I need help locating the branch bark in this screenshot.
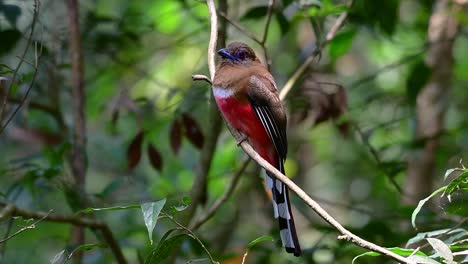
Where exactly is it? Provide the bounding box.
[0,0,39,134]
[66,0,87,260]
[0,203,127,264]
[186,0,227,223]
[404,0,460,205]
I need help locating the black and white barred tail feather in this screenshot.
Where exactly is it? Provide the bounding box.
[265,161,302,256]
[248,75,301,256]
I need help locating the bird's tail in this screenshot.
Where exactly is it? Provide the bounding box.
[265,162,302,256]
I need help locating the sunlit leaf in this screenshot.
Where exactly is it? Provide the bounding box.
[127,131,144,169]
[328,28,356,59]
[426,238,453,263]
[50,249,67,264]
[443,171,468,197]
[172,196,192,213]
[147,144,163,172]
[352,247,426,263]
[407,228,452,246]
[406,255,441,264]
[247,236,274,249]
[69,244,107,258]
[412,186,447,229]
[141,199,167,245]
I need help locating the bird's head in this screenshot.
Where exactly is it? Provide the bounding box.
[217,42,258,66]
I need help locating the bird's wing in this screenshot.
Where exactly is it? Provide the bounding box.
[248,74,301,256]
[247,74,287,161]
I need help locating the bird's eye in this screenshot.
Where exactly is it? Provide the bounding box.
[236,50,247,60]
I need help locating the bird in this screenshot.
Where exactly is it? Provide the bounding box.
[212,42,302,256]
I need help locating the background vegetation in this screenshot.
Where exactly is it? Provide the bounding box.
[0,0,467,263]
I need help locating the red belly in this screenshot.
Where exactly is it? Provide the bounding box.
[215,96,278,167]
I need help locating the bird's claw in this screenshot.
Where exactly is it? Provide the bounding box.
[236,135,248,146]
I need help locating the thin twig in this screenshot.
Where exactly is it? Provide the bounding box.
[0,54,40,134]
[353,124,404,194]
[162,212,219,264]
[189,159,251,230]
[0,0,39,125]
[217,11,262,45]
[0,210,51,244]
[207,0,218,79]
[262,0,275,45]
[279,0,353,100]
[261,0,275,69]
[192,74,212,85]
[0,203,127,264]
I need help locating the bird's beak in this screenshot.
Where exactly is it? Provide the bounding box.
[217,48,238,61]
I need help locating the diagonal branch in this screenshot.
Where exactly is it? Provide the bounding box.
[235,140,414,264]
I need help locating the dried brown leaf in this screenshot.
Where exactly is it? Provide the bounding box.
[147,143,163,172]
[182,113,204,149]
[127,131,144,169]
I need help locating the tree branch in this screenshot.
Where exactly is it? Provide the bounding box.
[185,0,227,230]
[0,0,40,135]
[189,159,251,230]
[0,203,127,264]
[66,0,87,260]
[0,0,39,127]
[236,140,414,264]
[279,0,352,100]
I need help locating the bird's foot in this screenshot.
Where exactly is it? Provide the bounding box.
[236,135,248,146]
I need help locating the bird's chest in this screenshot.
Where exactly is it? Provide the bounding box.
[213,87,267,142]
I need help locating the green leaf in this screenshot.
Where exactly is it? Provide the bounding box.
[307,0,347,17]
[407,229,452,246]
[411,186,447,229]
[276,13,290,35]
[76,205,140,214]
[172,196,192,213]
[69,244,107,258]
[348,0,399,35]
[50,250,67,264]
[247,235,274,250]
[141,198,167,245]
[328,28,356,59]
[444,168,458,180]
[426,238,453,263]
[241,6,268,20]
[0,3,22,26]
[444,171,468,197]
[352,247,426,263]
[0,29,21,56]
[145,234,192,264]
[406,60,430,106]
[406,255,441,264]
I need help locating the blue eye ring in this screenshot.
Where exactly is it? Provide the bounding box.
[236,50,247,60]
